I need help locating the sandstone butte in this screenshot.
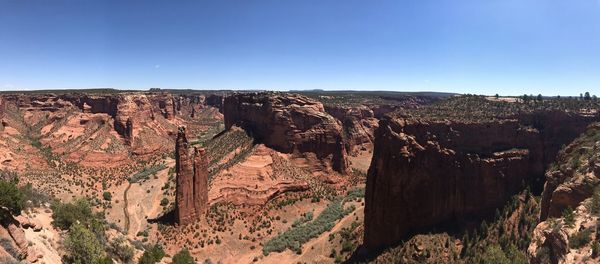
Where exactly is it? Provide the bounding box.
[174,126,209,225]
[223,92,349,174]
[363,109,600,253]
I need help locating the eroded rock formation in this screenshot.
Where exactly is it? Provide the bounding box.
[0,208,29,262]
[527,124,600,263]
[175,126,209,225]
[324,105,379,155]
[364,110,600,252]
[223,92,348,174]
[539,123,600,220]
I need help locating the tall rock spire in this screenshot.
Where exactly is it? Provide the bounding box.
[175,126,208,225]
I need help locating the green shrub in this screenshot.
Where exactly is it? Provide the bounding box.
[64,223,107,264]
[138,244,165,264]
[569,228,593,249]
[592,241,600,258]
[481,245,511,264]
[563,207,575,227]
[172,248,195,264]
[103,192,112,201]
[589,186,600,215]
[160,198,169,206]
[0,180,25,221]
[51,198,105,236]
[108,236,133,263]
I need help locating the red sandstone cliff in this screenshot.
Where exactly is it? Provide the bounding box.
[527,123,600,263]
[223,92,348,174]
[175,126,209,225]
[324,105,379,155]
[363,110,600,252]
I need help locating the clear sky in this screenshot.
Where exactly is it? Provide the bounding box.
[1,0,599,95]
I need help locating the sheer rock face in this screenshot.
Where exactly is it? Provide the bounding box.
[223,92,348,174]
[205,94,224,113]
[175,127,208,225]
[363,111,600,252]
[325,105,379,155]
[527,124,600,263]
[58,93,176,141]
[540,123,600,220]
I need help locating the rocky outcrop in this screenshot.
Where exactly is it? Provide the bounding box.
[363,110,600,252]
[223,92,348,174]
[324,105,379,155]
[0,208,28,262]
[526,123,600,263]
[540,123,600,220]
[175,127,209,225]
[205,94,224,113]
[148,93,175,120]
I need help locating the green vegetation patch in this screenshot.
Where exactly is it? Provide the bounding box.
[129,163,168,183]
[262,188,364,255]
[403,94,600,123]
[203,128,254,178]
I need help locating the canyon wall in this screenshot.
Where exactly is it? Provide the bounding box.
[223,92,348,174]
[363,110,600,252]
[59,93,177,142]
[324,105,379,155]
[527,123,600,263]
[175,126,209,225]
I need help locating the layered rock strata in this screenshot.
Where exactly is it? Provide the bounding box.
[223,92,348,174]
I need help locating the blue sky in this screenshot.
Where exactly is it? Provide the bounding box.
[1,0,599,95]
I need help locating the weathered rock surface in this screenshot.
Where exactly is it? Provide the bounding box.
[527,123,600,263]
[175,126,209,225]
[0,208,28,262]
[223,92,348,174]
[324,105,379,155]
[540,123,600,220]
[208,144,310,205]
[364,111,600,252]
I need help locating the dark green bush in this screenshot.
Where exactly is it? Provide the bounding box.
[569,228,593,249]
[108,236,133,263]
[103,192,112,201]
[138,244,165,264]
[172,248,195,264]
[51,198,106,237]
[0,180,25,221]
[63,223,106,264]
[563,207,575,227]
